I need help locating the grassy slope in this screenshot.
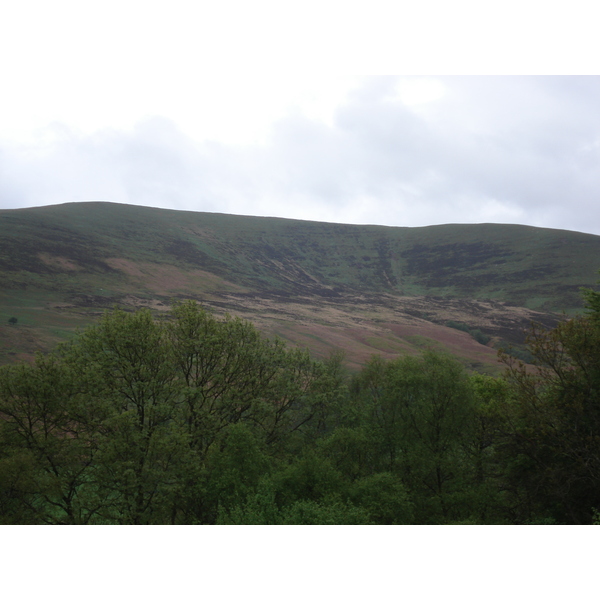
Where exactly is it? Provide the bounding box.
[1,202,599,370]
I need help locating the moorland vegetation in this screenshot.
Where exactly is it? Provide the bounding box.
[2,201,599,369]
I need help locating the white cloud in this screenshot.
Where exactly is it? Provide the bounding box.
[390,78,448,109]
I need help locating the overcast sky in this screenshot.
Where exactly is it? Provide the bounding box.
[1,1,599,234]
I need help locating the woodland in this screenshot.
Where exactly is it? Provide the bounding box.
[2,287,600,525]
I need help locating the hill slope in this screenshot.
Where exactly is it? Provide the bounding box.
[2,202,599,370]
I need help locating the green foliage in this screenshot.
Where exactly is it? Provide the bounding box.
[219,489,372,525]
[269,450,347,507]
[318,426,372,481]
[347,351,501,523]
[4,289,600,525]
[0,354,109,524]
[204,423,271,514]
[278,499,371,525]
[350,473,413,524]
[470,329,491,345]
[495,342,534,364]
[0,302,340,524]
[446,321,490,345]
[582,285,600,318]
[498,312,600,524]
[58,308,186,524]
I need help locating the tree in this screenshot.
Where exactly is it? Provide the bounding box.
[350,472,414,524]
[167,301,333,458]
[203,423,273,521]
[466,374,513,523]
[59,308,188,524]
[498,295,600,524]
[349,351,479,523]
[0,354,107,523]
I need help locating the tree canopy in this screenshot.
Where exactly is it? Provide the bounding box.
[2,294,600,524]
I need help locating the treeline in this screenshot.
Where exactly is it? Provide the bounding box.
[1,296,600,525]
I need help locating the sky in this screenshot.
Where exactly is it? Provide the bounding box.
[1,1,599,235]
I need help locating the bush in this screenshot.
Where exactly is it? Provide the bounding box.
[446,321,490,345]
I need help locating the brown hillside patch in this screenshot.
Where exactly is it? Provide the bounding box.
[36,287,547,374]
[194,292,505,372]
[0,323,50,362]
[257,319,502,372]
[120,296,171,311]
[104,258,146,278]
[104,259,248,294]
[38,253,81,271]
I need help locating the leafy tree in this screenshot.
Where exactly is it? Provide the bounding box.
[269,449,347,508]
[0,440,38,523]
[466,374,513,523]
[350,472,413,524]
[0,355,107,523]
[168,302,281,455]
[318,426,373,482]
[349,351,479,523]
[58,308,187,524]
[498,312,600,524]
[204,423,273,520]
[167,302,341,459]
[219,491,372,525]
[445,321,490,345]
[277,499,371,525]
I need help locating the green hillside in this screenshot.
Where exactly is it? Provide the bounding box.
[1,201,599,368]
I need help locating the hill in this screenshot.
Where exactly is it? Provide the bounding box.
[2,201,599,371]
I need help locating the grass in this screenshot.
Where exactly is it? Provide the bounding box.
[404,335,446,350]
[363,336,406,352]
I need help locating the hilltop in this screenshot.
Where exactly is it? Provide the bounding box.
[1,201,599,371]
